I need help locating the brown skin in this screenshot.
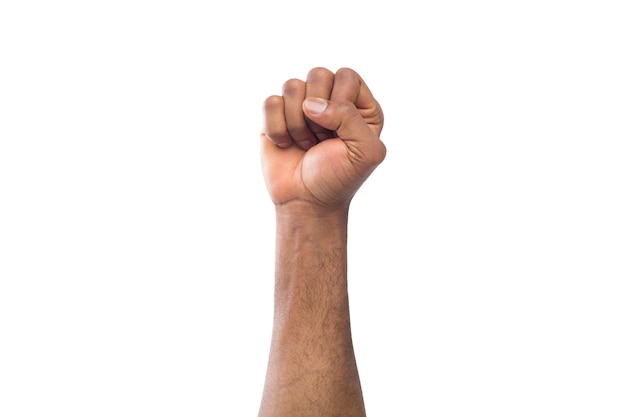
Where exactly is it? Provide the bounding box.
[258,67,386,417]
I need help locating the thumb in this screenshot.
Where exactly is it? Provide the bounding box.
[303,97,386,165]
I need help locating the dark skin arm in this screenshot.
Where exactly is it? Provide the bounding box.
[258,67,386,417]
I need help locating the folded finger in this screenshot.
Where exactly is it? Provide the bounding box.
[262,95,292,148]
[305,67,335,141]
[283,78,317,150]
[330,68,383,136]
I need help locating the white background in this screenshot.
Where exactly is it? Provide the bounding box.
[1,1,625,416]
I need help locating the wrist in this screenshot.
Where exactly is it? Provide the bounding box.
[274,200,350,220]
[275,201,349,250]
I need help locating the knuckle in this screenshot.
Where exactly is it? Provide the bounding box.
[335,67,359,82]
[263,95,283,112]
[282,78,305,95]
[307,67,334,83]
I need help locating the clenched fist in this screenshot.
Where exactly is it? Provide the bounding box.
[261,67,386,213]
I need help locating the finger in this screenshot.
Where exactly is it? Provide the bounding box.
[329,67,373,106]
[260,132,300,176]
[329,68,384,136]
[282,78,317,151]
[302,97,386,166]
[304,67,335,141]
[262,95,292,148]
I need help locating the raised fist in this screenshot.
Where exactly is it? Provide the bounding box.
[261,67,386,213]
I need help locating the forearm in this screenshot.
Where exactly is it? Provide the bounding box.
[258,67,383,417]
[259,204,365,417]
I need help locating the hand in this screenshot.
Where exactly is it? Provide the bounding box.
[261,67,386,213]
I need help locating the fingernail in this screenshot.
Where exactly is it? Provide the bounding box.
[304,98,328,114]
